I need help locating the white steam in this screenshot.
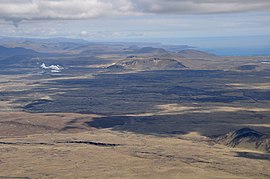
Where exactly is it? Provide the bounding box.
[40,63,63,73]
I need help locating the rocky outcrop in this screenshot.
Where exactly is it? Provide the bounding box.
[216,128,270,153]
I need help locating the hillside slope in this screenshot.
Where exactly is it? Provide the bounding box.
[0,45,40,58]
[217,128,270,153]
[107,56,187,71]
[178,49,217,59]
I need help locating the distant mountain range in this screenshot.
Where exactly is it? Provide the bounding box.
[0,45,40,58]
[0,37,91,54]
[132,47,168,54]
[0,36,89,44]
[178,49,217,59]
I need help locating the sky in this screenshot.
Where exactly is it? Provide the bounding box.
[0,0,270,55]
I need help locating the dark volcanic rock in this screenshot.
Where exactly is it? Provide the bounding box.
[58,140,121,147]
[237,65,258,70]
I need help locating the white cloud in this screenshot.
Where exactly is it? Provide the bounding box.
[0,0,135,26]
[131,0,270,14]
[80,30,88,36]
[1,0,270,22]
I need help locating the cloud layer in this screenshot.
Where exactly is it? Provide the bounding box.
[1,0,270,26]
[132,0,270,14]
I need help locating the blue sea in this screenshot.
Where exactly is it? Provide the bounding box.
[111,35,270,56]
[163,35,270,56]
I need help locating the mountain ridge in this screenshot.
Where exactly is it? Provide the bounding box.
[217,128,270,153]
[107,56,187,71]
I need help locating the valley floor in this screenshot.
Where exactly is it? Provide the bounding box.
[0,53,269,178]
[0,122,269,179]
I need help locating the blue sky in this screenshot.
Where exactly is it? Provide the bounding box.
[0,0,270,55]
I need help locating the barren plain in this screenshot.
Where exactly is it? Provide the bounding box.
[0,40,269,178]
